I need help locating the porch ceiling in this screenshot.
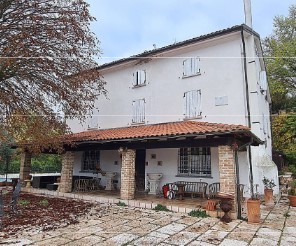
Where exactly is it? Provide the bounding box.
[63,121,262,151]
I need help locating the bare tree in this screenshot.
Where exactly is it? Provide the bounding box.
[0,0,105,151]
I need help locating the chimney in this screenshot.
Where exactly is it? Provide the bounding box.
[243,0,253,28]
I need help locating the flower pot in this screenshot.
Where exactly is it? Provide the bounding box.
[0,181,6,187]
[247,199,261,224]
[264,189,274,206]
[288,195,296,207]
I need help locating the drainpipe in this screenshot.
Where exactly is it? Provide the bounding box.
[241,28,255,199]
[235,141,253,219]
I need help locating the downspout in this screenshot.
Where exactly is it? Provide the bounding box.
[235,141,253,219]
[241,28,255,198]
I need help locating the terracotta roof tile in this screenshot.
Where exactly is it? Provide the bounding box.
[65,121,250,142]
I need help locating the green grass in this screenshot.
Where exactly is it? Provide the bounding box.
[153,204,170,211]
[188,209,209,218]
[19,199,30,206]
[39,199,49,206]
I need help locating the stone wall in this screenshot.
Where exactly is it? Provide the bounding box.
[120,149,136,200]
[59,151,75,193]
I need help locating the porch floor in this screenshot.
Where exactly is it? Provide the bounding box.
[24,188,211,214]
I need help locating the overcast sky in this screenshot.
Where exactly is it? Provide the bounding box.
[86,0,294,64]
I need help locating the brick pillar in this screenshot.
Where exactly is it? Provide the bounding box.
[120,149,136,200]
[20,151,32,183]
[59,151,75,193]
[218,145,237,214]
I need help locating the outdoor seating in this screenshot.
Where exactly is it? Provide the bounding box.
[177,181,208,198]
[74,178,101,192]
[208,182,220,198]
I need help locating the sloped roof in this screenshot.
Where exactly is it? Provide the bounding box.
[97,24,259,71]
[65,121,259,143]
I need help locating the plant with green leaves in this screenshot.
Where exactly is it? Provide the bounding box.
[39,199,49,206]
[288,180,296,196]
[188,209,209,218]
[262,176,276,190]
[19,199,30,206]
[117,201,126,207]
[153,204,170,212]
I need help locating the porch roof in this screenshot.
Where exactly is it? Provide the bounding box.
[65,121,262,146]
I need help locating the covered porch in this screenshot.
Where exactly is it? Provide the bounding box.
[20,121,262,218]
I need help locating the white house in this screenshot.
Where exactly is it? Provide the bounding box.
[20,24,279,217]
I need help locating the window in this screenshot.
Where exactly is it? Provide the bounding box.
[81,150,100,171]
[87,109,99,129]
[183,57,200,77]
[184,90,202,118]
[133,70,146,87]
[87,115,98,129]
[132,99,145,123]
[178,147,211,176]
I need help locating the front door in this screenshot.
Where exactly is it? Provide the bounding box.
[135,149,146,191]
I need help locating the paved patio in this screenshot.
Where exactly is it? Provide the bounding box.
[1,194,295,245]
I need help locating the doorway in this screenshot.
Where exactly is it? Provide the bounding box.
[135,149,146,191]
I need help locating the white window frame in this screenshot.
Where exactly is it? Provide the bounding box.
[178,147,211,177]
[132,99,145,124]
[184,90,202,119]
[133,70,146,87]
[182,57,201,78]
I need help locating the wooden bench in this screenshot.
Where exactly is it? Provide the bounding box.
[177,181,208,198]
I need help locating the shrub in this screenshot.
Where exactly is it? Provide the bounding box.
[153,204,170,211]
[188,209,209,218]
[117,201,127,207]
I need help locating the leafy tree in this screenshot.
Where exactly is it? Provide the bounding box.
[0,0,105,152]
[264,5,296,93]
[264,5,296,173]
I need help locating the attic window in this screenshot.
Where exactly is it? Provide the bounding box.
[133,70,146,87]
[183,57,201,77]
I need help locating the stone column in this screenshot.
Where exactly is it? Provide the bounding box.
[59,151,75,193]
[20,151,32,183]
[218,145,237,215]
[120,149,136,200]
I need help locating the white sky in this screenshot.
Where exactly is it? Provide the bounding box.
[86,0,295,64]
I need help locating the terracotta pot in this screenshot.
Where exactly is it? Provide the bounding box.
[247,199,261,224]
[0,181,6,187]
[264,189,274,206]
[288,195,296,207]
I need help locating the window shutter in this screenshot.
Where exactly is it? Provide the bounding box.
[140,99,145,122]
[132,101,136,123]
[133,72,137,86]
[183,59,191,77]
[197,90,201,116]
[259,71,267,91]
[195,57,200,74]
[140,70,146,85]
[132,99,145,123]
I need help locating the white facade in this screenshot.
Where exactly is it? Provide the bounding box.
[68,25,278,195]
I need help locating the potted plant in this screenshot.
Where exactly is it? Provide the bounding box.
[262,176,276,206]
[288,180,296,207]
[247,184,261,224]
